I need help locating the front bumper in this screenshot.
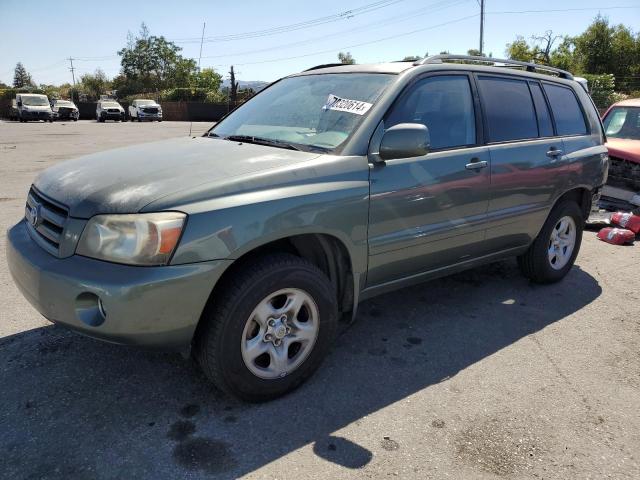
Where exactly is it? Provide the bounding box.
[7,220,231,349]
[138,112,163,120]
[53,111,79,120]
[21,111,52,120]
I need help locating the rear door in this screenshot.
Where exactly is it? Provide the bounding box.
[477,74,568,251]
[367,73,491,287]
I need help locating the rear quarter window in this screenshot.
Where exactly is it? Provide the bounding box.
[477,76,538,143]
[543,83,588,136]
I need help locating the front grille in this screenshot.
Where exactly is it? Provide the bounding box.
[607,155,640,191]
[107,108,120,113]
[25,187,69,256]
[142,107,158,114]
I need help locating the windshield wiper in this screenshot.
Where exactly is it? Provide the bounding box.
[223,135,302,151]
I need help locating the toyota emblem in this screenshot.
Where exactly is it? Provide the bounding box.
[28,204,41,228]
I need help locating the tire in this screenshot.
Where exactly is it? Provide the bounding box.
[518,200,584,284]
[194,253,338,402]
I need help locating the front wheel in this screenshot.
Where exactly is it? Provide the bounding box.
[194,253,338,402]
[518,200,584,283]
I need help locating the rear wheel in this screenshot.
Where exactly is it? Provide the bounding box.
[194,253,338,402]
[518,201,583,283]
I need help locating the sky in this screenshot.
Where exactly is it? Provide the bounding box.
[0,0,638,86]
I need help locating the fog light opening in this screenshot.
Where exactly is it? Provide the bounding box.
[75,292,107,327]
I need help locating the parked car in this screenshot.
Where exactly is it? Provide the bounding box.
[16,93,53,122]
[51,99,79,121]
[9,99,18,121]
[600,98,640,211]
[96,100,125,122]
[129,99,163,122]
[7,55,608,401]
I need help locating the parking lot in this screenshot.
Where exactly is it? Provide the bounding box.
[0,120,639,479]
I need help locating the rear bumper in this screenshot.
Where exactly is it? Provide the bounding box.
[7,220,231,349]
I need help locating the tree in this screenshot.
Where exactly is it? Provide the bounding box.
[117,23,198,94]
[337,52,355,64]
[506,37,535,62]
[13,62,33,88]
[467,49,484,57]
[192,67,222,91]
[229,66,238,103]
[80,69,111,100]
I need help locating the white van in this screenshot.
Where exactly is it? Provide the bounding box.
[16,94,53,122]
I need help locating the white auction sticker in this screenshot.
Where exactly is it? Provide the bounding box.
[322,94,373,115]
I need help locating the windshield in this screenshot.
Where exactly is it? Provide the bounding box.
[22,96,49,106]
[56,101,73,106]
[603,107,640,140]
[137,100,154,105]
[101,102,120,108]
[210,73,394,151]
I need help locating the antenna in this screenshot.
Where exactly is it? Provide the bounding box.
[189,21,206,137]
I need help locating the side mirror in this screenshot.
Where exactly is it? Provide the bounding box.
[17,101,22,107]
[379,123,430,161]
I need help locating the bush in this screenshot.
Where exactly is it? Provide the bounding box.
[581,73,616,108]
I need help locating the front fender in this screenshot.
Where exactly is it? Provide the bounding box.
[168,176,371,280]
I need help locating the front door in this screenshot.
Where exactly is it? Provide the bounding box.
[367,74,491,287]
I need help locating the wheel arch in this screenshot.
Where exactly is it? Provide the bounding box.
[195,233,358,341]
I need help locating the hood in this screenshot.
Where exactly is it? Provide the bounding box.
[34,137,321,218]
[606,138,640,164]
[22,105,51,111]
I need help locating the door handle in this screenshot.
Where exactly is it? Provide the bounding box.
[546,148,564,158]
[465,159,488,170]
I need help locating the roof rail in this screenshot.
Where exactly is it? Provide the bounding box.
[303,63,347,72]
[413,54,574,80]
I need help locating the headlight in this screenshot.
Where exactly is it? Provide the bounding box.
[76,212,186,265]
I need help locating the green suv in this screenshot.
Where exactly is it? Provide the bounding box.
[7,55,608,401]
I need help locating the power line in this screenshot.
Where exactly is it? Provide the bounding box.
[209,13,481,67]
[199,0,469,60]
[172,0,407,43]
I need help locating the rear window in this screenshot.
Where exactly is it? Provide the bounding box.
[543,83,587,136]
[529,82,554,137]
[478,76,538,142]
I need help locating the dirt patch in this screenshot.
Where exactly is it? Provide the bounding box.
[455,416,545,476]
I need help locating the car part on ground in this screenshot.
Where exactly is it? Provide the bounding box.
[610,212,640,234]
[597,227,636,245]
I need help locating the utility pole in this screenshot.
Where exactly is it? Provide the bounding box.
[197,22,206,71]
[479,0,485,55]
[68,57,76,86]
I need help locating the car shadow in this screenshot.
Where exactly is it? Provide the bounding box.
[0,260,601,479]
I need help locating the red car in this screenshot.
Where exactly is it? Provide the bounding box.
[601,98,640,210]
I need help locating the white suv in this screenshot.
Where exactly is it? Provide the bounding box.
[96,100,125,122]
[129,99,163,122]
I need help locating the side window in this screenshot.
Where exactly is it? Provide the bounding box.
[386,75,476,150]
[543,83,588,136]
[477,76,538,142]
[529,82,554,137]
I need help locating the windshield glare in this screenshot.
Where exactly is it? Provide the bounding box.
[604,107,640,140]
[22,96,49,106]
[56,101,73,106]
[211,73,394,151]
[137,100,154,105]
[102,102,120,108]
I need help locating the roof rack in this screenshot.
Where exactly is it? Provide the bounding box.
[413,54,574,80]
[304,63,347,72]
